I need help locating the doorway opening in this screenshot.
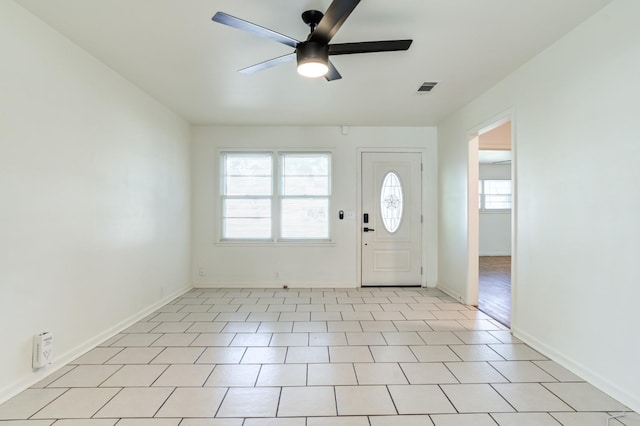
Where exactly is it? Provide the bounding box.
[470,120,513,327]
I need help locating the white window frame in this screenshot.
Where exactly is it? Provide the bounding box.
[479,178,512,212]
[278,152,332,241]
[221,151,273,241]
[219,150,333,244]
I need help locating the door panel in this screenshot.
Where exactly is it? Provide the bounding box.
[361,152,422,286]
[374,250,411,270]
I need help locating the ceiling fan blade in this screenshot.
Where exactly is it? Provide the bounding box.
[309,0,361,45]
[329,39,413,55]
[238,52,296,74]
[212,12,300,48]
[325,60,342,81]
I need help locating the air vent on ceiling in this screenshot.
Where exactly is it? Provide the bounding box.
[418,82,438,92]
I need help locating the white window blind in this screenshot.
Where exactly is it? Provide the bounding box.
[479,179,512,211]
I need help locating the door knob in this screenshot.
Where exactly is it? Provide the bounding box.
[363,227,375,232]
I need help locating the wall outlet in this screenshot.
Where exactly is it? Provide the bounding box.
[198,267,205,277]
[32,332,53,370]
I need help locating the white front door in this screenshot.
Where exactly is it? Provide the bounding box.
[361,152,422,286]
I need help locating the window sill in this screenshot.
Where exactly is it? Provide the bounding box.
[479,210,512,214]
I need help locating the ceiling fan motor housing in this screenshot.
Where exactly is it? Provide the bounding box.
[296,41,329,65]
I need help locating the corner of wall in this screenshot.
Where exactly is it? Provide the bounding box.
[0,284,192,405]
[436,282,466,304]
[512,326,640,414]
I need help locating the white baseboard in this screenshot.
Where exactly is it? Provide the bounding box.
[436,282,466,303]
[512,326,639,414]
[0,284,192,405]
[479,252,511,256]
[195,281,440,289]
[194,281,358,289]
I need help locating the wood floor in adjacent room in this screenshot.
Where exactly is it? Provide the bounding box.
[479,256,512,328]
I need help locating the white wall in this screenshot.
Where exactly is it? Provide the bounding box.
[479,164,511,256]
[192,126,438,288]
[438,0,640,412]
[0,2,191,402]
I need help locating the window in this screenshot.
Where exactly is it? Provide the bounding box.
[380,172,403,233]
[479,179,512,211]
[222,153,272,239]
[221,151,331,241]
[280,153,330,240]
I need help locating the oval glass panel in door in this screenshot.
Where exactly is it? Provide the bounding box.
[380,171,403,233]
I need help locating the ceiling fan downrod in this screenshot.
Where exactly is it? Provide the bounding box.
[301,9,324,36]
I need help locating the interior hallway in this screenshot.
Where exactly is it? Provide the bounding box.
[0,286,635,425]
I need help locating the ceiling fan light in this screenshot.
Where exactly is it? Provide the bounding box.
[296,41,329,78]
[297,60,329,78]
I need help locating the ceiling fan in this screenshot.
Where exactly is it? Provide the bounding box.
[212,0,412,81]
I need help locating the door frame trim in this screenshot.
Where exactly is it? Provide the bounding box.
[357,148,430,288]
[465,108,516,329]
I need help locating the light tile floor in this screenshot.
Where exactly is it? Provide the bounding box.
[0,287,637,425]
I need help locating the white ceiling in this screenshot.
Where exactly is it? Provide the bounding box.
[15,0,612,126]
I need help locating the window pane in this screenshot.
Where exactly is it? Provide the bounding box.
[223,199,271,239]
[225,153,272,176]
[282,177,329,196]
[225,176,272,196]
[484,180,511,195]
[485,195,512,210]
[281,154,330,196]
[282,154,329,175]
[281,198,329,239]
[482,179,512,210]
[380,172,403,233]
[223,153,272,196]
[224,198,271,218]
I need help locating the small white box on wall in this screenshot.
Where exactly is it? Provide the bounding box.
[32,332,53,370]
